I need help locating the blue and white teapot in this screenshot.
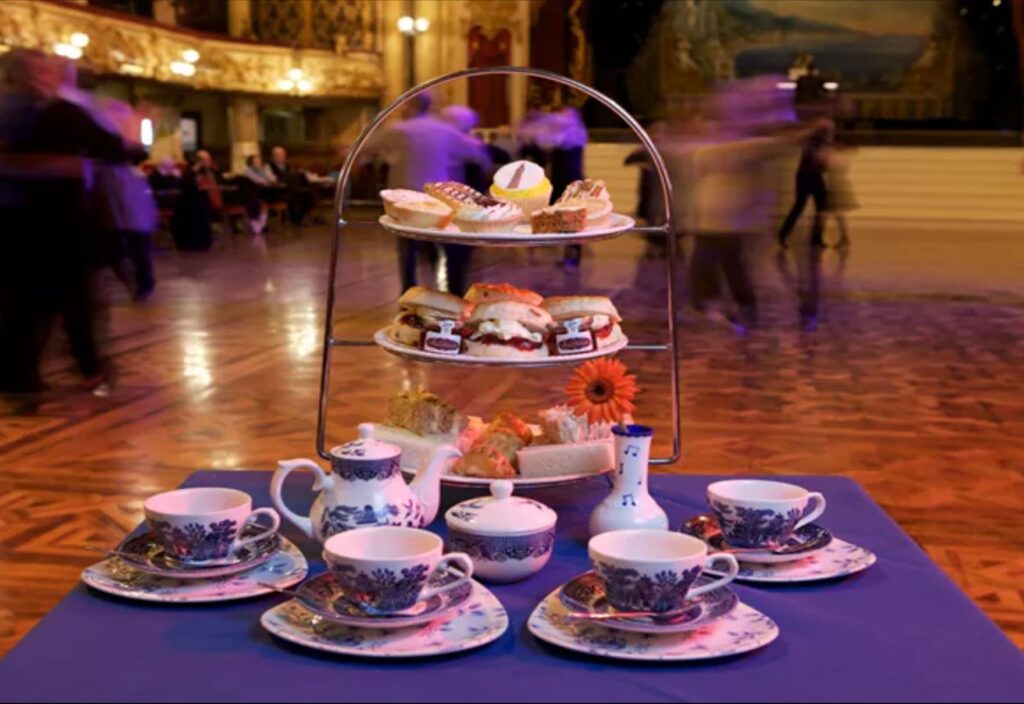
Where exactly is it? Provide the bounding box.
[271,424,461,544]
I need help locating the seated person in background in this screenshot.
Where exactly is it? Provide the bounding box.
[244,153,275,186]
[265,145,313,225]
[147,157,182,191]
[193,149,222,212]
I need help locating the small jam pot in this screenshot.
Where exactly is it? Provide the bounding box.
[444,480,557,583]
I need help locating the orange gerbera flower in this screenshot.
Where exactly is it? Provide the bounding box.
[565,358,639,424]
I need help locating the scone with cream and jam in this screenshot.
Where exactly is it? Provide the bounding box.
[462,300,553,360]
[391,286,469,355]
[542,295,624,354]
[465,282,544,307]
[380,189,454,228]
[490,161,552,221]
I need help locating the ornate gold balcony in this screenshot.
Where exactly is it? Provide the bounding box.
[0,0,383,98]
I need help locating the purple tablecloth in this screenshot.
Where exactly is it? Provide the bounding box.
[1,472,1021,703]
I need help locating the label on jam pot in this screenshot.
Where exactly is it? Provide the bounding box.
[555,318,595,355]
[422,320,463,356]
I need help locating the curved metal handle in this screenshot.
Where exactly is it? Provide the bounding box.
[317,67,680,466]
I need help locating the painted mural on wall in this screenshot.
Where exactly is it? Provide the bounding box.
[660,0,943,88]
[730,0,943,91]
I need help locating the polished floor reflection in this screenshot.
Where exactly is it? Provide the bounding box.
[1,218,1022,654]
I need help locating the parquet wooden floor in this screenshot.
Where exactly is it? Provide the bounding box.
[1,216,1022,655]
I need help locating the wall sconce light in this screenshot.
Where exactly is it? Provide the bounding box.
[182,48,200,63]
[54,43,83,60]
[140,118,154,147]
[397,15,430,36]
[69,32,90,48]
[170,60,196,77]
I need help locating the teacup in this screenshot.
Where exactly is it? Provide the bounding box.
[323,527,474,614]
[144,488,281,564]
[588,529,739,614]
[708,479,826,549]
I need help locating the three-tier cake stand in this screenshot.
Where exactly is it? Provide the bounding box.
[314,67,682,468]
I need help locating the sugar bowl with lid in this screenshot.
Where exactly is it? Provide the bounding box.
[444,480,557,583]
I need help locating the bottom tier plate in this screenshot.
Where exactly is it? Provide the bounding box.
[528,587,778,662]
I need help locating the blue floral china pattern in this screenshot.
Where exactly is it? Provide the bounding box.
[681,515,833,565]
[331,447,402,482]
[80,535,308,603]
[260,580,509,659]
[150,519,240,563]
[115,525,282,579]
[558,571,738,635]
[592,561,702,614]
[446,528,554,563]
[701,538,877,584]
[328,562,433,613]
[529,587,779,662]
[318,499,424,538]
[709,500,810,549]
[296,569,472,629]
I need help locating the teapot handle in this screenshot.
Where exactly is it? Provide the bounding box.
[271,459,334,540]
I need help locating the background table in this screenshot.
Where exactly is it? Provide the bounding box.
[1,472,1021,703]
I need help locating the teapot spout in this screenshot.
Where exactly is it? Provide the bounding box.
[408,444,461,526]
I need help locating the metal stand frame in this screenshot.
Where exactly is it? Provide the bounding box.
[315,67,680,465]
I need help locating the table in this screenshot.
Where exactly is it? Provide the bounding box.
[1,472,1021,703]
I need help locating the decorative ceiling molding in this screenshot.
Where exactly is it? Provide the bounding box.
[0,0,383,98]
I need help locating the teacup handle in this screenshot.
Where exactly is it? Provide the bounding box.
[271,459,335,540]
[795,492,827,531]
[689,554,739,598]
[419,553,474,601]
[231,508,281,552]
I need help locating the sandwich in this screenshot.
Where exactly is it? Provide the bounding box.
[391,286,470,355]
[464,282,543,307]
[462,300,553,360]
[541,295,624,354]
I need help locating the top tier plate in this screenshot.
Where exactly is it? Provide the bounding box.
[378,213,636,247]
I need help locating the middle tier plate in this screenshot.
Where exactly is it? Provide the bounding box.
[378,213,636,247]
[373,328,629,368]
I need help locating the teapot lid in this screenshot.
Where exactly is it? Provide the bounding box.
[331,424,400,461]
[445,480,557,535]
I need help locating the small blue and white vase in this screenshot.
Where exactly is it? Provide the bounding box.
[589,424,668,537]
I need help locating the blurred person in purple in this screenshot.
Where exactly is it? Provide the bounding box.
[0,50,144,395]
[87,97,159,302]
[362,92,491,293]
[673,81,795,333]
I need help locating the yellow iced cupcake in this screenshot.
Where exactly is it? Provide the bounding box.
[490,160,552,221]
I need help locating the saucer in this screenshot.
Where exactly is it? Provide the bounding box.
[558,572,738,635]
[705,538,877,584]
[295,569,473,629]
[529,587,778,662]
[680,515,832,564]
[261,580,508,658]
[114,525,281,579]
[81,535,307,603]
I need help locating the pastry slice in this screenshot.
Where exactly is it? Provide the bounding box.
[530,204,587,234]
